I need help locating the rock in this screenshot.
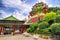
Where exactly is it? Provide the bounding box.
[33,34,39,40]
[42,36,49,39]
[23,32,31,37]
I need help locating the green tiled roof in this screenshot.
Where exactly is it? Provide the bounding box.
[3,15,18,20]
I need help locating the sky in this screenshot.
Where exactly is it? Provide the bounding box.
[0,0,60,20]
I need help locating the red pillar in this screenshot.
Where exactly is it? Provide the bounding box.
[14,25,16,32]
[0,26,2,35]
[43,9,46,14]
[43,7,47,14]
[21,25,25,33]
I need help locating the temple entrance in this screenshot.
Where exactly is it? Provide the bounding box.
[2,25,25,35]
[3,26,13,35]
[0,25,29,35]
[15,26,22,34]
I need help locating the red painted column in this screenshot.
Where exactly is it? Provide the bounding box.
[0,26,2,35]
[44,9,46,14]
[14,25,16,33]
[43,7,47,14]
[21,25,25,33]
[13,25,16,35]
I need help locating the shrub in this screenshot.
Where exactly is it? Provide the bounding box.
[39,28,51,36]
[27,28,36,33]
[42,28,50,34]
[30,23,38,30]
[55,15,60,23]
[27,23,38,33]
[37,22,49,34]
[44,12,57,22]
[27,28,31,33]
[49,23,60,35]
[38,22,49,29]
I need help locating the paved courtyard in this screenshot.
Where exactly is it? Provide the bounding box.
[0,34,51,40]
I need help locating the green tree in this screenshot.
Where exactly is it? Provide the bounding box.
[44,12,57,22]
[38,22,49,29]
[33,6,43,13]
[47,7,60,15]
[56,15,60,23]
[38,22,50,35]
[27,23,38,34]
[49,23,60,40]
[49,23,60,35]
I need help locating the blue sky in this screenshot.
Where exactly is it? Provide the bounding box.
[0,0,60,20]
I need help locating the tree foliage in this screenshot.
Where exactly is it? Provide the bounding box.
[38,22,49,29]
[49,23,60,35]
[44,12,57,22]
[27,23,38,33]
[47,7,60,15]
[33,6,43,13]
[56,15,60,23]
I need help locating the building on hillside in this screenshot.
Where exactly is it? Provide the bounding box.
[29,2,48,17]
[27,2,48,23]
[0,15,29,35]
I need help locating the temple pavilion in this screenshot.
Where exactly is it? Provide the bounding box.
[0,15,29,35]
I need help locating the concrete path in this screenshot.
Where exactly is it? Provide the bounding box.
[0,34,52,40]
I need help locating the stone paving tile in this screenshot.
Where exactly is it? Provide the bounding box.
[0,34,52,40]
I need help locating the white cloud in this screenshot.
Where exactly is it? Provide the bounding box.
[37,0,47,3]
[0,10,11,19]
[13,10,28,20]
[0,10,28,20]
[2,0,32,13]
[48,5,54,7]
[2,0,33,20]
[2,0,22,7]
[2,0,32,20]
[38,0,56,7]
